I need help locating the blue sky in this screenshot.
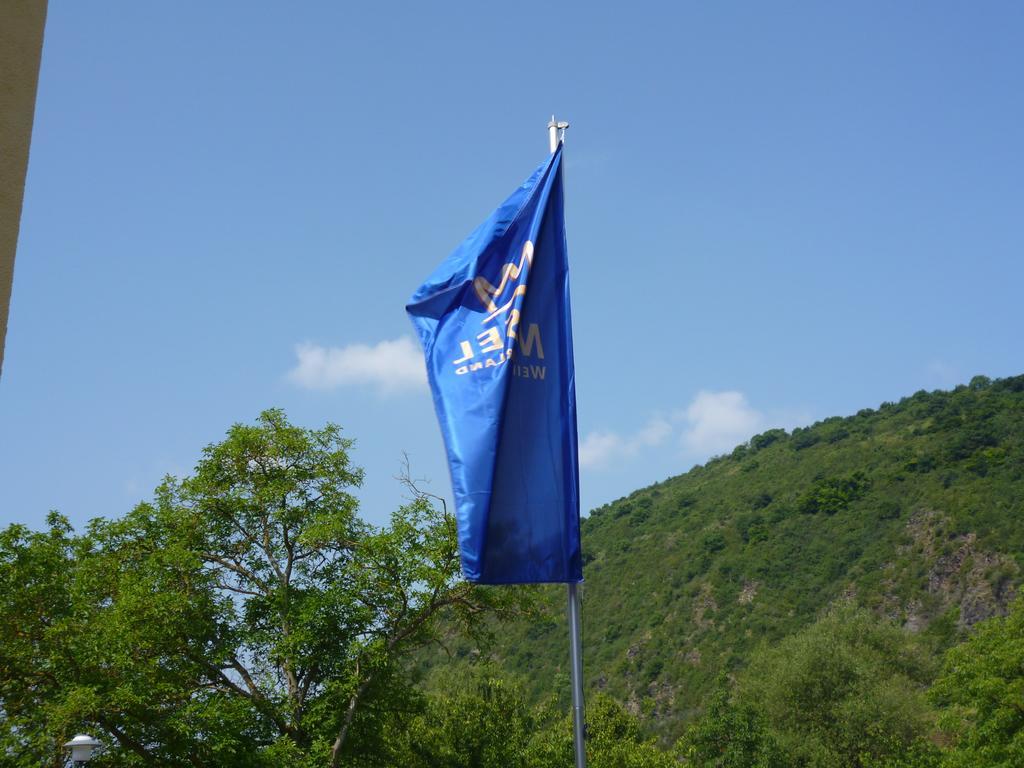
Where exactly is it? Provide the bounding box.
[3,2,1022,532]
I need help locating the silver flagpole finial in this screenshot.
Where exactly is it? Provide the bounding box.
[548,116,570,153]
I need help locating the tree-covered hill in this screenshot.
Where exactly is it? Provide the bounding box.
[5,380,1023,765]
[444,374,1024,742]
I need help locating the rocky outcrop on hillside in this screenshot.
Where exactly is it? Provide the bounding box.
[884,509,1018,631]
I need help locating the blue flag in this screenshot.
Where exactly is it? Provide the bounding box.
[406,147,581,584]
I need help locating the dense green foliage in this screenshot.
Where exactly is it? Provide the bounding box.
[443,375,1024,742]
[386,666,674,767]
[5,375,1024,765]
[682,606,942,767]
[930,593,1024,767]
[682,595,1024,768]
[0,410,528,767]
[678,680,786,767]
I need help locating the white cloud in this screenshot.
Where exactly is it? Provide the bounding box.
[578,431,624,469]
[678,390,764,457]
[579,391,776,471]
[579,416,672,469]
[288,336,427,394]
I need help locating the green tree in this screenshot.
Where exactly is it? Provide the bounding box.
[386,667,679,768]
[716,606,939,767]
[394,666,534,767]
[526,693,678,768]
[796,471,870,515]
[930,594,1024,767]
[0,410,527,767]
[680,678,786,767]
[0,513,80,766]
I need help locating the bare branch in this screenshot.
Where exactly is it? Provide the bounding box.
[95,716,158,763]
[214,579,263,597]
[199,552,269,591]
[395,451,449,518]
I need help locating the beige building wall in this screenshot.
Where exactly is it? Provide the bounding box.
[0,0,48,378]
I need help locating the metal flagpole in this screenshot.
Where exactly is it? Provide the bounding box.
[567,581,586,768]
[548,115,586,768]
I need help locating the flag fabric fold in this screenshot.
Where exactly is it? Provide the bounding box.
[406,146,581,584]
